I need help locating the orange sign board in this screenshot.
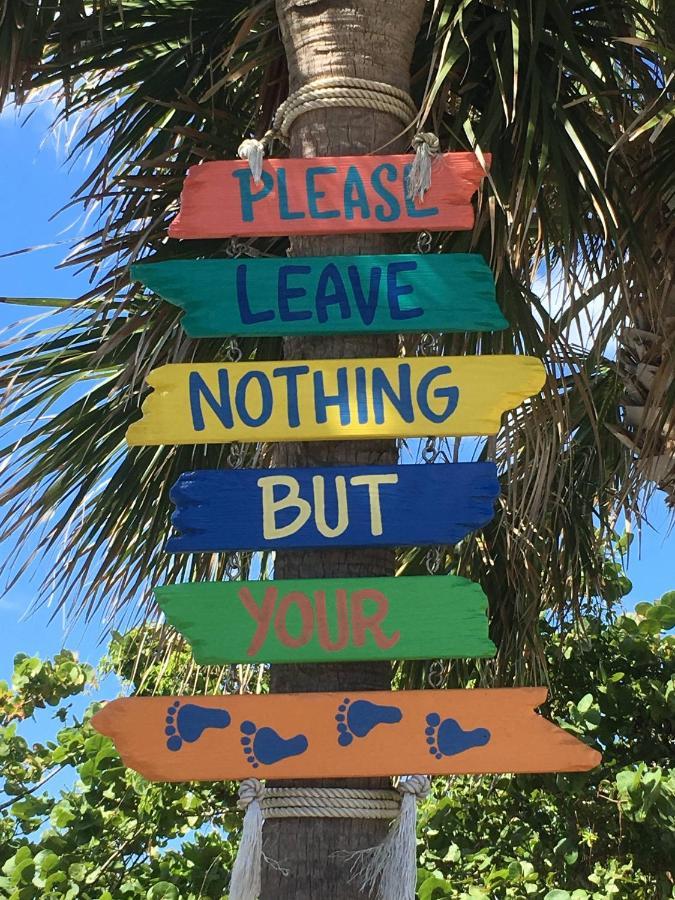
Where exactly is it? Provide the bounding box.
[92,689,600,782]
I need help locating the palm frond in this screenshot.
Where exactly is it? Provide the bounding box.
[0,0,672,678]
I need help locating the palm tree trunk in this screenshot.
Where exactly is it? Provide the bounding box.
[262,0,426,896]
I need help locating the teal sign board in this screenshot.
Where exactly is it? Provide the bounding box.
[132,253,507,337]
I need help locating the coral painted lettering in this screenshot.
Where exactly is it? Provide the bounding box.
[238,585,399,656]
[155,575,496,665]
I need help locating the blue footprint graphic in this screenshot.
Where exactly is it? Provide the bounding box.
[425,712,490,759]
[335,697,402,747]
[240,721,309,769]
[164,701,231,752]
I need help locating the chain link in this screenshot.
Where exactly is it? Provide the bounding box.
[225,551,242,581]
[427,659,446,689]
[416,230,432,254]
[422,436,439,463]
[224,338,242,362]
[228,442,246,468]
[425,545,443,574]
[417,332,438,356]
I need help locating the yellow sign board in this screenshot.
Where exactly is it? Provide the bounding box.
[126,357,545,446]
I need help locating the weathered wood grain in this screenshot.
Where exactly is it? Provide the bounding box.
[168,153,489,239]
[92,688,601,781]
[131,253,507,337]
[167,463,499,552]
[125,356,546,446]
[156,575,496,665]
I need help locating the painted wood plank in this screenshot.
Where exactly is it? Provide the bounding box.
[168,153,489,239]
[125,356,545,446]
[91,688,601,782]
[167,463,499,553]
[131,254,507,337]
[156,575,496,665]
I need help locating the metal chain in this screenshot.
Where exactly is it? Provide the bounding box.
[226,238,275,260]
[416,223,447,690]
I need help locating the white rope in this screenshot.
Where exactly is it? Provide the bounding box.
[261,786,401,819]
[408,132,441,203]
[237,76,440,203]
[348,775,432,900]
[228,777,430,899]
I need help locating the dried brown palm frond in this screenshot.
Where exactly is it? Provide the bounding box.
[613,118,675,507]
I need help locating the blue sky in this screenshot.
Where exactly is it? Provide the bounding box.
[0,105,673,686]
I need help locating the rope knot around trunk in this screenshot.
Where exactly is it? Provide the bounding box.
[228,777,431,899]
[237,75,440,203]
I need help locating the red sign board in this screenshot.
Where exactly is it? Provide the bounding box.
[168,153,490,239]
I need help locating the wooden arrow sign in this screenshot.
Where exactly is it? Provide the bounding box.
[125,357,545,446]
[92,688,601,781]
[167,463,499,553]
[131,254,507,338]
[156,575,496,665]
[168,153,489,239]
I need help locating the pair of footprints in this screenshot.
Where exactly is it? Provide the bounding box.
[165,698,491,768]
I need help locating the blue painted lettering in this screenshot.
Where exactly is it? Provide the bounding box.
[235,371,273,427]
[387,261,422,320]
[277,169,305,220]
[416,365,459,423]
[313,368,351,425]
[233,169,273,223]
[371,364,414,425]
[272,365,310,428]
[371,163,401,222]
[189,370,233,431]
[316,264,352,323]
[236,264,274,324]
[348,265,381,326]
[278,265,313,321]
[343,166,371,220]
[355,366,369,424]
[306,166,340,219]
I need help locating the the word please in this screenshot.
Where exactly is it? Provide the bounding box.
[233,163,439,224]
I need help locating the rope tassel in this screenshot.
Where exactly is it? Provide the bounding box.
[349,775,431,900]
[228,776,430,899]
[407,133,441,204]
[229,779,265,900]
[237,138,267,185]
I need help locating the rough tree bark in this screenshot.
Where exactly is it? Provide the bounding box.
[263,1,426,897]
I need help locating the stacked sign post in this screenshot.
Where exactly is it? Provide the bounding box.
[93,151,600,893]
